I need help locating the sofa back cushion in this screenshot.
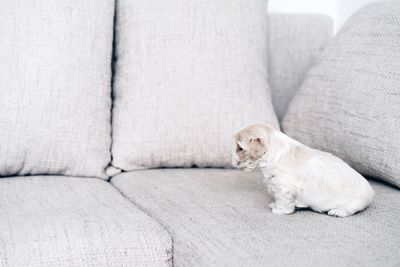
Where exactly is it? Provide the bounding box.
[283,2,400,187]
[268,14,333,120]
[111,0,279,170]
[0,0,114,178]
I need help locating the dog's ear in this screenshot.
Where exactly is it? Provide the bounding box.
[248,137,267,160]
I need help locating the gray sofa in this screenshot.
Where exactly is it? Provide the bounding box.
[1,13,399,267]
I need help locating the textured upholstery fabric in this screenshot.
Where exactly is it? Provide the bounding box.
[112,169,400,267]
[112,0,279,171]
[283,2,400,188]
[268,14,333,119]
[0,177,172,266]
[0,0,114,178]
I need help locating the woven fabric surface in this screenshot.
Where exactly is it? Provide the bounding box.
[112,169,400,267]
[111,0,279,171]
[282,2,400,188]
[0,0,114,178]
[268,14,333,120]
[0,176,172,267]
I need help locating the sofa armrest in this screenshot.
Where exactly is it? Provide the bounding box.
[268,13,333,120]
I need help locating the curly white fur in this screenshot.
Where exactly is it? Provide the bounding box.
[232,124,374,217]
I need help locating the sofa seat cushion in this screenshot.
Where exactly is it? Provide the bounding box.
[0,177,172,266]
[111,169,400,267]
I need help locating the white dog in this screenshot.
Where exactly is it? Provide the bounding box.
[232,124,374,217]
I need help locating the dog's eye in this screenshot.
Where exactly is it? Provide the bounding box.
[237,146,244,152]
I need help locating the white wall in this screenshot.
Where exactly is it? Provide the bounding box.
[268,0,387,33]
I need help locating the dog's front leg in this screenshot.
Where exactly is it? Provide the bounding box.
[267,178,296,215]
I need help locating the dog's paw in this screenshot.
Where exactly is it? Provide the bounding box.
[272,207,294,215]
[328,208,350,218]
[269,202,276,209]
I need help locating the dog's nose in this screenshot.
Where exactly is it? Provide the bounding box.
[231,158,240,168]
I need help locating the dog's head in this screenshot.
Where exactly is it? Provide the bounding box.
[232,124,274,171]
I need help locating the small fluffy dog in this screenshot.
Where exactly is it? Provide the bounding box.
[232,124,374,217]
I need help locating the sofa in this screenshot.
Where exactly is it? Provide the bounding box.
[1,1,399,267]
